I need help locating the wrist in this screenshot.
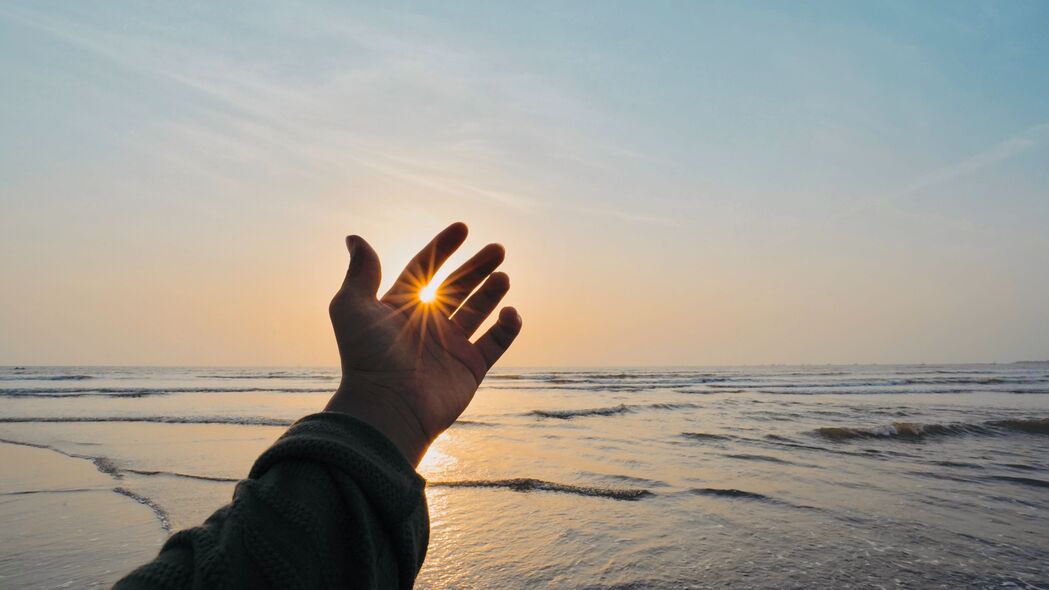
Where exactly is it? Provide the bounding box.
[323,385,430,466]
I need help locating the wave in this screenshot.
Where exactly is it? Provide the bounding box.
[489,371,724,382]
[714,376,1049,388]
[0,416,491,429]
[529,402,697,420]
[987,475,1049,489]
[0,487,100,496]
[4,434,244,532]
[488,384,669,393]
[724,453,800,465]
[195,373,337,380]
[987,418,1049,434]
[751,434,884,459]
[0,386,332,398]
[997,462,1040,472]
[1,436,239,486]
[0,436,102,459]
[688,487,771,500]
[577,472,668,487]
[0,374,94,381]
[124,468,238,483]
[813,417,1049,441]
[530,404,632,419]
[91,456,122,477]
[681,432,732,441]
[450,420,496,427]
[931,460,983,469]
[428,478,652,501]
[0,416,293,426]
[686,487,819,511]
[705,384,1049,396]
[114,487,172,532]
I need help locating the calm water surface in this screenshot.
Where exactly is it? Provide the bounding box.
[1,365,1047,589]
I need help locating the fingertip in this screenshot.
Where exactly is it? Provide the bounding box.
[445,221,469,240]
[499,306,522,331]
[486,242,506,262]
[488,271,510,289]
[345,235,360,254]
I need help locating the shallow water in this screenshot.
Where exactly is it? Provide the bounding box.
[1,365,1048,589]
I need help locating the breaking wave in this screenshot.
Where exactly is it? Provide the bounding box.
[814,418,1049,441]
[428,478,653,500]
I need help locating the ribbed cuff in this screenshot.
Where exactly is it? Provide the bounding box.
[249,412,426,523]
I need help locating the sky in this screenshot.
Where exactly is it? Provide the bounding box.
[1,1,1048,367]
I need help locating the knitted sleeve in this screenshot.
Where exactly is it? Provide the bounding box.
[113,412,429,590]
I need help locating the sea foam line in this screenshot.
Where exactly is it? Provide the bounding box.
[814,417,1049,441]
[529,402,698,420]
[0,437,179,533]
[429,478,653,500]
[114,487,172,532]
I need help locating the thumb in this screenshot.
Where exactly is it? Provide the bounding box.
[341,235,381,297]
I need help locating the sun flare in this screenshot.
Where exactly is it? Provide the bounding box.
[418,282,439,303]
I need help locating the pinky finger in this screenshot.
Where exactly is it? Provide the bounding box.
[474,307,523,371]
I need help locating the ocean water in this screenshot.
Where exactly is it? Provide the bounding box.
[1,365,1048,589]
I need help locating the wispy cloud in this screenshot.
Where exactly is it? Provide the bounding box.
[1,3,670,224]
[568,205,682,227]
[844,121,1049,218]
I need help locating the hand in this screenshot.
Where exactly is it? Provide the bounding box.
[324,222,522,465]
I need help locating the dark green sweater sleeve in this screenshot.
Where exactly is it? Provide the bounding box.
[114,412,429,590]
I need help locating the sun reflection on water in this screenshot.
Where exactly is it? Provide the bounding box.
[418,435,457,478]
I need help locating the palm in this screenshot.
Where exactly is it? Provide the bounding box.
[326,223,520,462]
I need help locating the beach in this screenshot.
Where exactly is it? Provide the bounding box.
[1,365,1047,589]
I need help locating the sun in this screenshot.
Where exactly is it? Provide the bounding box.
[418,282,439,303]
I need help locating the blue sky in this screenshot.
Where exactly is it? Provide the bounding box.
[1,1,1047,365]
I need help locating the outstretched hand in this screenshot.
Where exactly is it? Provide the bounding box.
[325,222,522,465]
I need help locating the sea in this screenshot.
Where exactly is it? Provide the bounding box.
[1,364,1047,589]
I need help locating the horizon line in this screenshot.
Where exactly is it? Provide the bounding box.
[3,361,1047,369]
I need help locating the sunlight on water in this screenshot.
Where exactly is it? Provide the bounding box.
[418,438,457,476]
[1,364,1048,588]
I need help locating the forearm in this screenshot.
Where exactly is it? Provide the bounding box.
[114,413,429,589]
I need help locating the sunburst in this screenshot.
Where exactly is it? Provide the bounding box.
[419,282,439,303]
